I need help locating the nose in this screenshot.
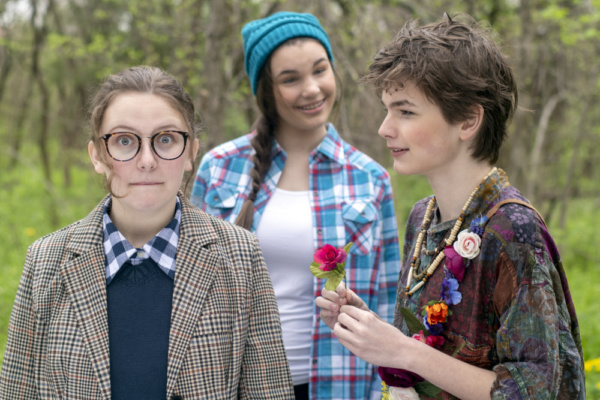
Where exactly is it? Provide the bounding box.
[302,76,320,97]
[378,114,396,139]
[136,138,158,170]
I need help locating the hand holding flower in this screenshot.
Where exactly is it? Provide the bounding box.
[316,283,368,330]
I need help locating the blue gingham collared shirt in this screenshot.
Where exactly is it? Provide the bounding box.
[103,197,181,284]
[191,124,401,400]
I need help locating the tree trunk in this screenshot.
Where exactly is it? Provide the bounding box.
[526,92,563,200]
[559,66,599,229]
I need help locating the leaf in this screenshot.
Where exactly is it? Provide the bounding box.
[414,381,443,398]
[343,242,354,255]
[324,270,344,291]
[310,264,338,279]
[451,341,466,357]
[399,307,426,335]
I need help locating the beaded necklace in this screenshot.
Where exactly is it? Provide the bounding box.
[404,167,497,297]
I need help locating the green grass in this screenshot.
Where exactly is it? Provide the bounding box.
[1,165,598,397]
[0,156,104,363]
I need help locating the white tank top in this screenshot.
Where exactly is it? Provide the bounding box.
[255,188,314,385]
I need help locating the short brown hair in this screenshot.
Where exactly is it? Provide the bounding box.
[362,13,517,164]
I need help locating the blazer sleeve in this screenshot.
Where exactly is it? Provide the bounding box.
[0,248,42,399]
[238,237,294,399]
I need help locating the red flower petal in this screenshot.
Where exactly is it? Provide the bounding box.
[444,246,466,282]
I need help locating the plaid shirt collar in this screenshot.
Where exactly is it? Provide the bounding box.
[102,197,181,284]
[313,124,347,165]
[267,123,346,165]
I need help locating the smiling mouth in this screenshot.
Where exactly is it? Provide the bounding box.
[297,99,325,110]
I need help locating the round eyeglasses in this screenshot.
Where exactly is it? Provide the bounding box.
[100,130,189,162]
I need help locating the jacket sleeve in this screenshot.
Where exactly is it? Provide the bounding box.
[0,248,42,399]
[375,171,401,322]
[238,237,295,399]
[490,220,585,399]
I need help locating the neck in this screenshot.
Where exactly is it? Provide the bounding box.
[428,162,494,223]
[274,124,327,155]
[109,198,176,248]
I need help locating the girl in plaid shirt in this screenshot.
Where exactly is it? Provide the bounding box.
[191,11,401,400]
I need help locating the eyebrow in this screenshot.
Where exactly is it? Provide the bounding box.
[387,99,417,108]
[107,124,184,134]
[275,57,328,77]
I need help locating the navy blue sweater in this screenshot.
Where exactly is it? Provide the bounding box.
[107,257,173,399]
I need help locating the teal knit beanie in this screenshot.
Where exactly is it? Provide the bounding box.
[242,11,334,95]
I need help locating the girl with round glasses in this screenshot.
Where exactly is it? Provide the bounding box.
[0,66,294,399]
[191,11,401,400]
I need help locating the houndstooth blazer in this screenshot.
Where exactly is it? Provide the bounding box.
[0,194,294,399]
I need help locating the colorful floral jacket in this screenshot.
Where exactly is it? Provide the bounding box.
[395,168,585,399]
[191,124,401,400]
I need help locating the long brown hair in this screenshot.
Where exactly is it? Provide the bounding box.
[234,38,340,230]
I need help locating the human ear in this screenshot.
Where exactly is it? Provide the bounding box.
[88,141,107,174]
[185,138,200,172]
[459,104,484,141]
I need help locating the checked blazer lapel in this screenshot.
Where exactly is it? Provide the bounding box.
[165,196,221,394]
[60,198,112,399]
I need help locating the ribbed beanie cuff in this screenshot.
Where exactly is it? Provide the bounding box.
[242,11,334,95]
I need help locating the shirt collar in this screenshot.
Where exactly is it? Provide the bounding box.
[312,124,346,165]
[268,123,346,166]
[102,197,181,284]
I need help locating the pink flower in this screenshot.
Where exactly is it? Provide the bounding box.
[453,229,481,259]
[412,330,426,343]
[314,244,347,272]
[426,335,445,349]
[444,246,466,282]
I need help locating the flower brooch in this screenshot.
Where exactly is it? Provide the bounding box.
[443,216,487,282]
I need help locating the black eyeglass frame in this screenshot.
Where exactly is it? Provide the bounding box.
[100,130,189,162]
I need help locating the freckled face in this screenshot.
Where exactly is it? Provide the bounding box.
[378,81,463,178]
[270,39,336,136]
[88,92,196,216]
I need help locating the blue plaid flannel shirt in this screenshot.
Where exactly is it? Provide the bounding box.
[103,197,181,284]
[191,124,401,400]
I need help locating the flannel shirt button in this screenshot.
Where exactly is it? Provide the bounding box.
[312,358,318,364]
[213,195,219,202]
[317,229,323,236]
